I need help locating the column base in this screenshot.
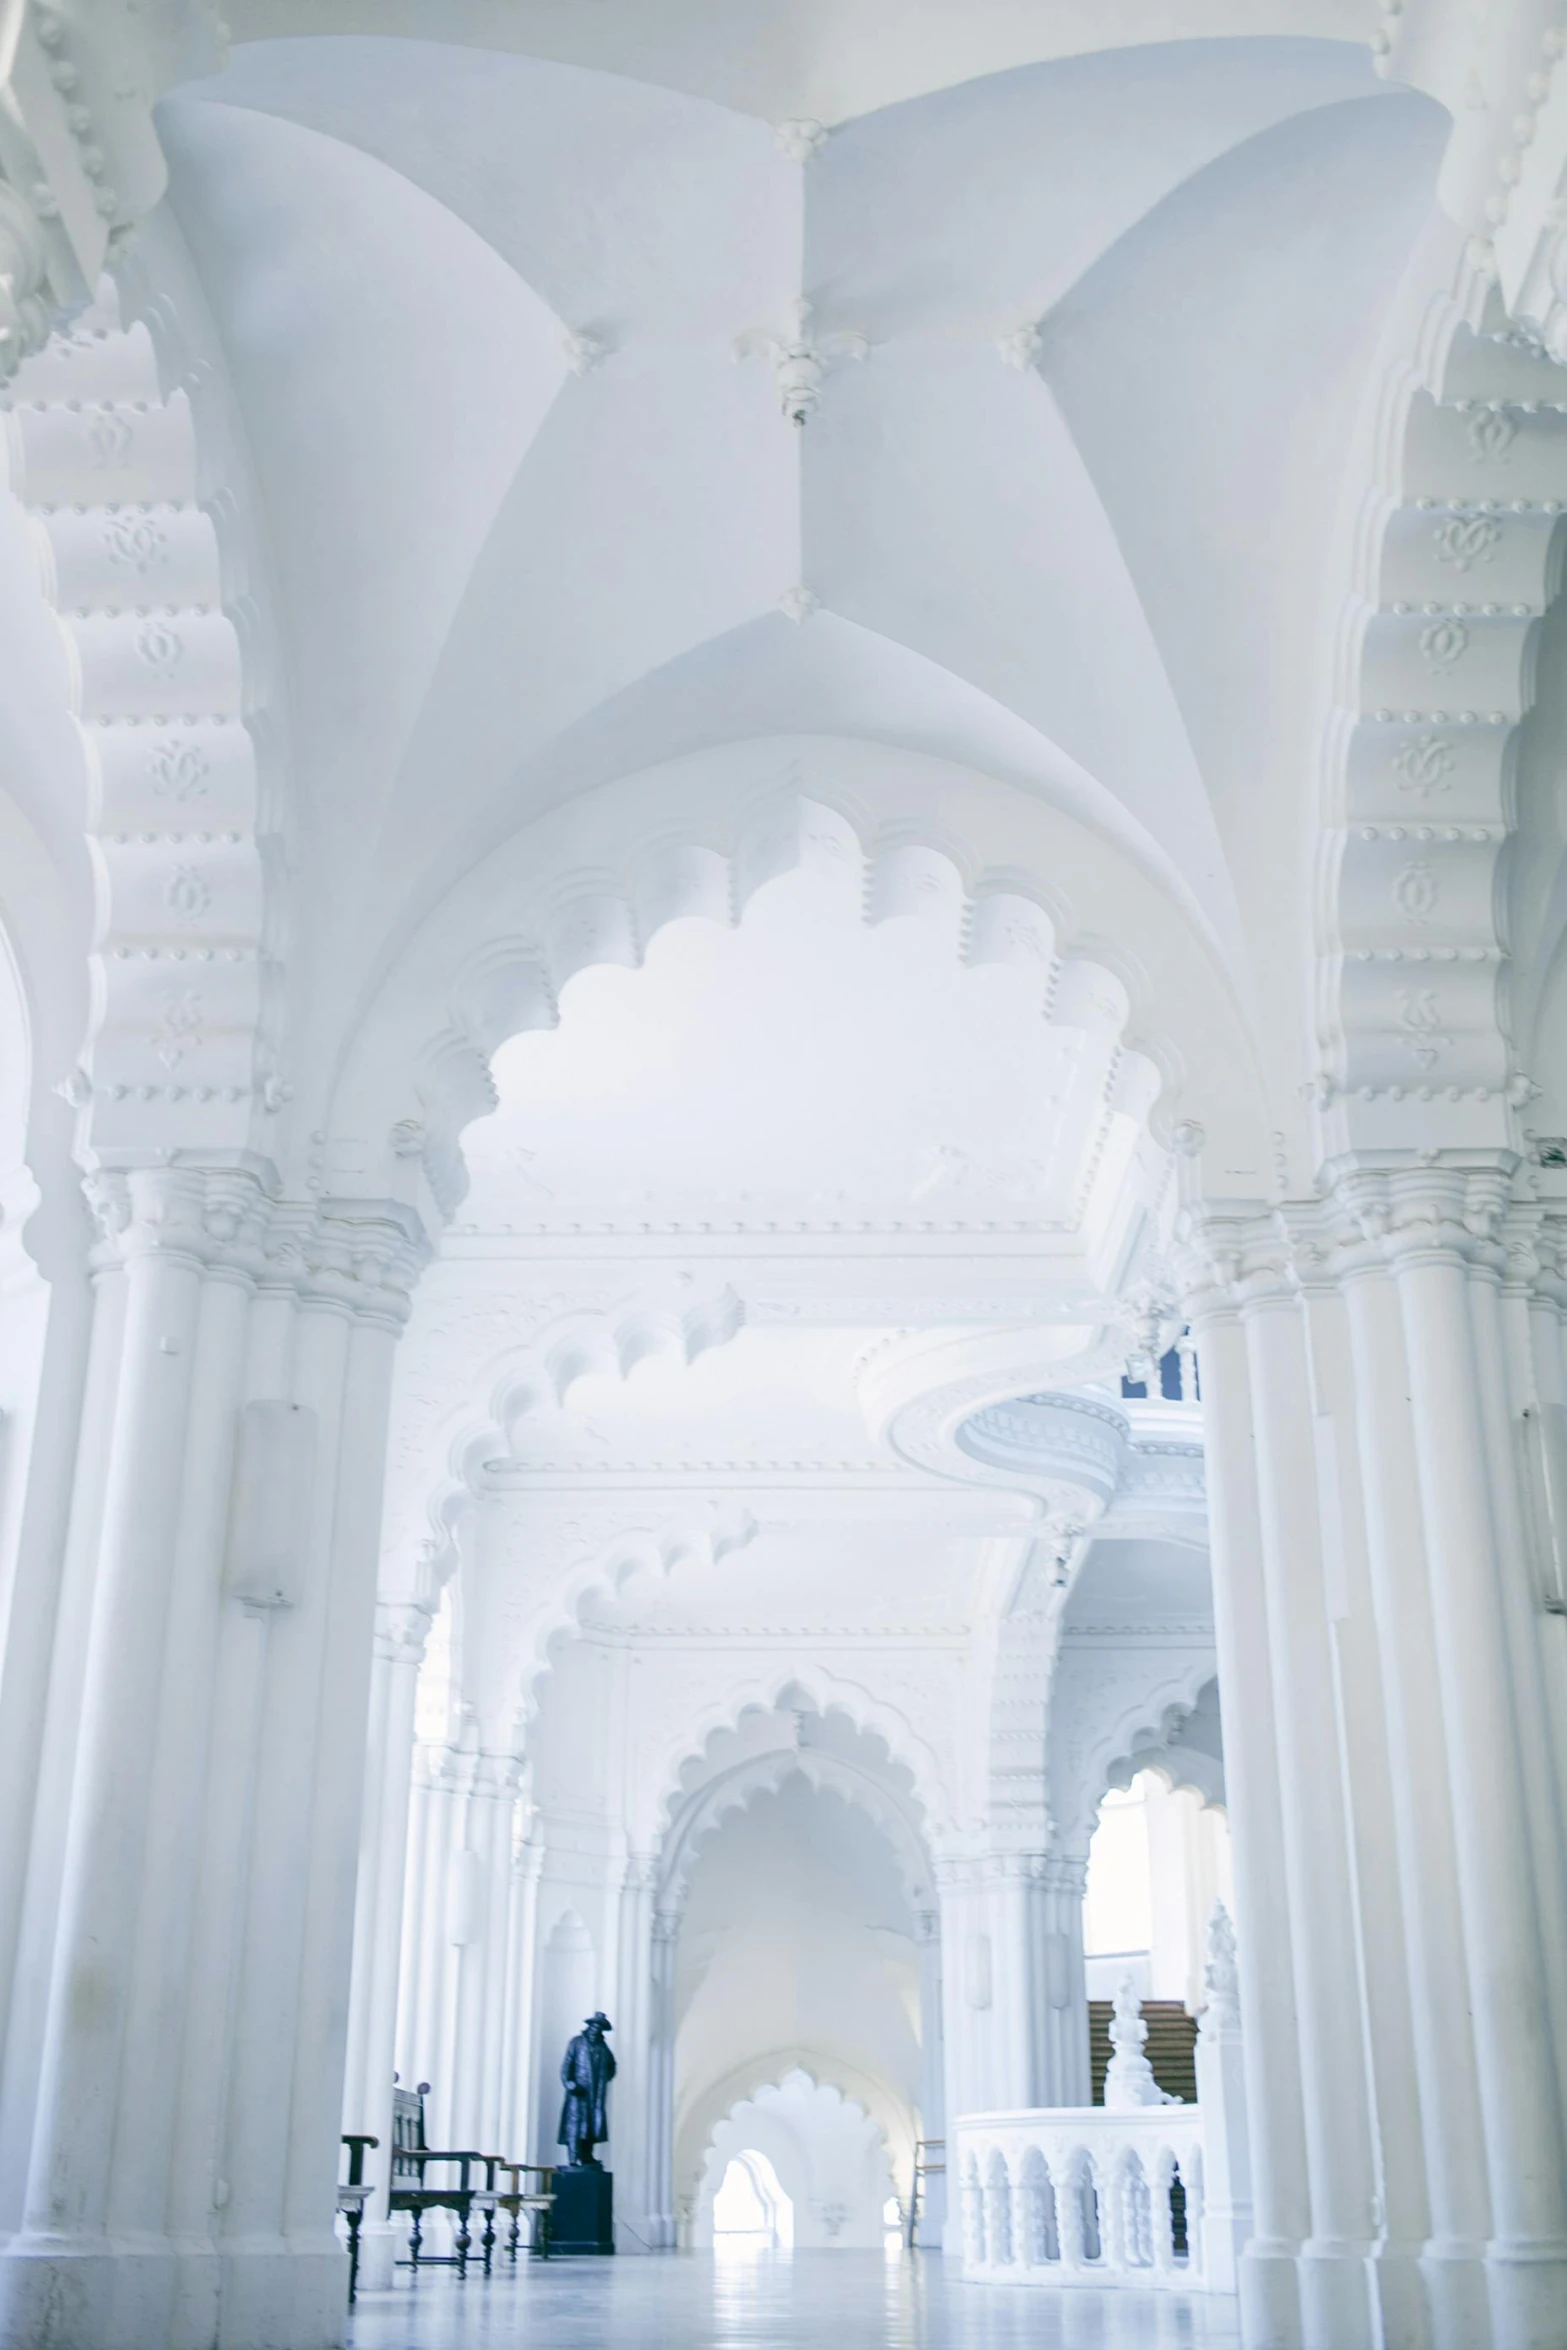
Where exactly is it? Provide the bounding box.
[616,2215,678,2255]
[0,2240,167,2350]
[1202,2209,1249,2297]
[0,2235,348,2350]
[1420,2239,1492,2350]
[1298,2240,1377,2350]
[217,2241,348,2348]
[1485,2242,1567,2350]
[1368,2238,1435,2350]
[1238,2240,1303,2350]
[354,2218,404,2294]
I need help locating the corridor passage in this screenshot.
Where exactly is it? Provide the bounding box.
[347,2252,1242,2348]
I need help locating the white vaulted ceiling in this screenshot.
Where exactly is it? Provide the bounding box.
[220,2,1377,125]
[148,10,1448,1140]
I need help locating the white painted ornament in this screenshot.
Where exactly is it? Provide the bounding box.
[1104,1973,1179,2108]
[734,299,868,427]
[996,323,1042,370]
[1198,1901,1240,2037]
[775,119,828,162]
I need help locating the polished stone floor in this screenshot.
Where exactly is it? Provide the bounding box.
[348,2250,1243,2347]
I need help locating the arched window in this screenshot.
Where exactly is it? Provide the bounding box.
[712,2150,794,2251]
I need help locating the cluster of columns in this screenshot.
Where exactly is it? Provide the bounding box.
[11,1146,1561,2350]
[935,1853,1090,2132]
[339,1648,677,2271]
[0,1161,425,2350]
[1183,1155,1567,2350]
[343,1696,973,2264]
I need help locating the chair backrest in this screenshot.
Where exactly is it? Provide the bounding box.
[390,2082,428,2185]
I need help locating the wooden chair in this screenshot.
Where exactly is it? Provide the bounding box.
[386,2081,493,2277]
[337,2132,378,2302]
[495,2161,555,2260]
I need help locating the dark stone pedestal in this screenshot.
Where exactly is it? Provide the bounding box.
[551,2164,614,2254]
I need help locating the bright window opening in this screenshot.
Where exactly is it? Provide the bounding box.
[712,2150,794,2251]
[1084,1781,1152,1959]
[1083,1770,1235,2008]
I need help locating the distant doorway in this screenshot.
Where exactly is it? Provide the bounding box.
[712,2149,794,2252]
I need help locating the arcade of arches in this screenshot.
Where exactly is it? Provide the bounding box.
[2,5,1567,2349]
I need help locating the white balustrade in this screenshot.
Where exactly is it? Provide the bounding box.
[955,2106,1209,2290]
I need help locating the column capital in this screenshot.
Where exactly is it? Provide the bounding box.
[1178,1153,1533,1309]
[622,1850,660,1894]
[936,1847,1053,1892]
[1173,1204,1294,1321]
[84,1158,277,1278]
[1533,1208,1567,1308]
[428,1743,523,1801]
[81,1162,430,1323]
[1319,1153,1520,1280]
[373,1594,435,1666]
[261,1197,430,1329]
[471,1749,524,1799]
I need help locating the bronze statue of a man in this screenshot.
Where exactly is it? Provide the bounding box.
[558,2012,616,2168]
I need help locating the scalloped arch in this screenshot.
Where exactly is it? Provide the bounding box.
[426,796,1137,1220]
[642,1663,955,1858]
[1052,1649,1218,1854]
[517,1504,760,1736]
[1313,262,1567,1164]
[682,2058,912,2227]
[382,1283,748,1577]
[1109,1740,1227,1815]
[656,1743,935,1919]
[330,735,1267,1217]
[0,260,282,1167]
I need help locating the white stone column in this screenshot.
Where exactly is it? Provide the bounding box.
[1386,1169,1567,2348]
[341,1594,431,2292]
[499,1836,544,2163]
[1465,1223,1567,2090]
[223,1213,422,2346]
[218,1274,356,2341]
[1294,1264,1432,2350]
[936,1858,997,2168]
[1241,1262,1380,2350]
[645,1902,680,2250]
[1510,1216,1567,1845]
[913,1907,948,2245]
[987,1853,1050,2107]
[0,1170,424,2350]
[0,1182,95,2190]
[1195,1905,1252,2294]
[1181,1245,1311,2350]
[1335,1205,1492,2350]
[0,1212,125,2235]
[0,1167,249,2350]
[1039,1858,1090,2108]
[613,1854,657,2248]
[160,1279,295,2306]
[400,1748,464,2144]
[393,1745,436,2095]
[448,1751,521,2157]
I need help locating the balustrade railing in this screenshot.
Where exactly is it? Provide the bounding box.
[955,2106,1208,2290]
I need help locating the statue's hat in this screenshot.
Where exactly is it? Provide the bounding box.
[585,2011,612,2028]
